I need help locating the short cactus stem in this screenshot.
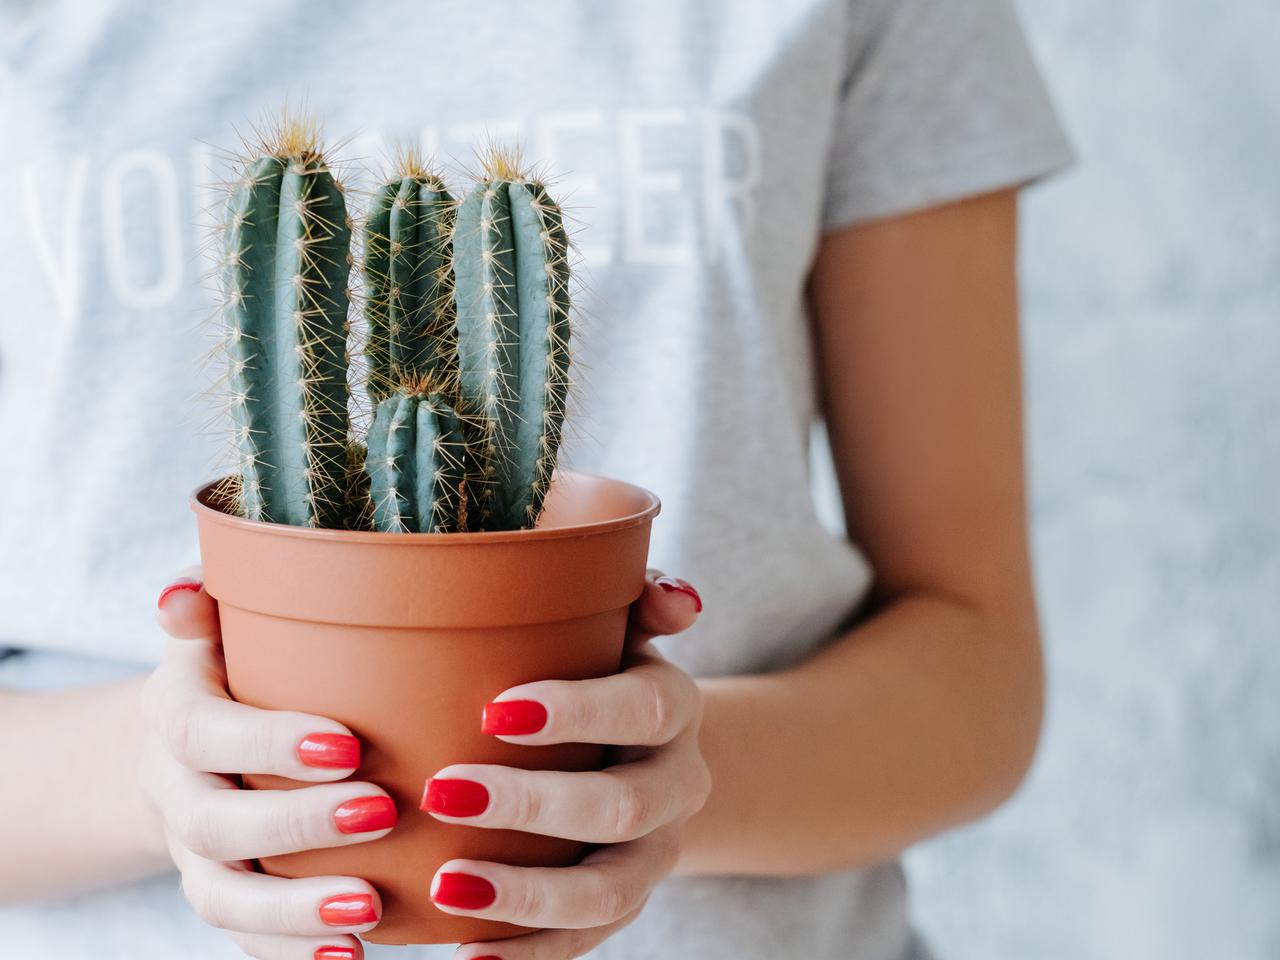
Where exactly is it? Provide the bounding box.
[365,388,467,533]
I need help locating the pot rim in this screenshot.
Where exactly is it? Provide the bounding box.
[190,470,660,545]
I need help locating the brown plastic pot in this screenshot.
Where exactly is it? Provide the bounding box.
[190,471,660,945]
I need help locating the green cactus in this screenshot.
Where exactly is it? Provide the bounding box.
[453,151,571,531]
[220,119,353,528]
[364,153,457,403]
[213,124,573,535]
[365,387,467,533]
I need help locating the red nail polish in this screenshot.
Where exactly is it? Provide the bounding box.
[481,699,547,736]
[319,893,378,926]
[655,576,703,612]
[157,577,202,609]
[298,733,361,769]
[314,947,357,960]
[333,795,397,834]
[421,778,490,817]
[432,872,496,910]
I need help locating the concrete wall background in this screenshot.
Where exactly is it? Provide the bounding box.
[904,2,1280,956]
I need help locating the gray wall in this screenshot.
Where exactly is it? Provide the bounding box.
[904,1,1280,956]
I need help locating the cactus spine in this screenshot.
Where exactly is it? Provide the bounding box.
[453,155,571,531]
[366,389,467,533]
[221,123,353,528]
[364,159,457,403]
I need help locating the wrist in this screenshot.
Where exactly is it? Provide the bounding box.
[117,676,177,870]
[673,672,792,877]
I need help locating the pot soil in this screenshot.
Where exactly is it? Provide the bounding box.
[192,471,660,945]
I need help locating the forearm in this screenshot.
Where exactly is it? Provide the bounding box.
[676,590,1042,876]
[0,676,171,901]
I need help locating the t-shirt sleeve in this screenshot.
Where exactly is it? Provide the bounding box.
[822,0,1075,231]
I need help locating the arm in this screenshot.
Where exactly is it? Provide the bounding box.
[677,188,1044,875]
[0,676,171,900]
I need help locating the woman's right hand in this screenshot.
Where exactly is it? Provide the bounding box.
[140,568,393,960]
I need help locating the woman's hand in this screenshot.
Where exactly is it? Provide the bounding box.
[141,568,392,960]
[141,567,704,960]
[422,570,709,960]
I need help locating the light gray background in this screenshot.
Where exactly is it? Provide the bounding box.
[902,1,1280,956]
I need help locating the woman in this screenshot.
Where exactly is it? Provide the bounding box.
[0,0,1071,957]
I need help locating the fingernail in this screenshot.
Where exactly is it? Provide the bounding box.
[314,948,357,960]
[319,893,378,926]
[298,733,361,769]
[157,577,202,609]
[655,576,703,612]
[421,778,490,817]
[431,872,496,910]
[481,699,547,736]
[333,795,397,834]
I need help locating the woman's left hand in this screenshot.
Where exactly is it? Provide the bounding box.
[423,570,710,959]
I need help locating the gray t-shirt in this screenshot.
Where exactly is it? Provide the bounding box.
[0,1,1071,957]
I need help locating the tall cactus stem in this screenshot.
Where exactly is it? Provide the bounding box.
[364,156,456,404]
[453,152,572,530]
[221,122,353,528]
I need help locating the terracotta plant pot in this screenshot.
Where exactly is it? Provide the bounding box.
[191,471,660,945]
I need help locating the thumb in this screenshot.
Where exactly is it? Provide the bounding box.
[626,570,703,646]
[155,566,219,641]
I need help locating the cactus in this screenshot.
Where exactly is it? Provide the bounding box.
[363,153,457,403]
[219,119,353,528]
[365,385,467,533]
[213,123,573,535]
[452,150,572,531]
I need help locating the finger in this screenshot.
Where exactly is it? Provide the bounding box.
[453,906,643,960]
[139,725,239,818]
[428,825,680,929]
[174,846,381,937]
[483,652,700,747]
[156,566,220,641]
[227,931,364,960]
[167,777,397,862]
[424,734,709,843]
[626,570,702,645]
[143,639,362,781]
